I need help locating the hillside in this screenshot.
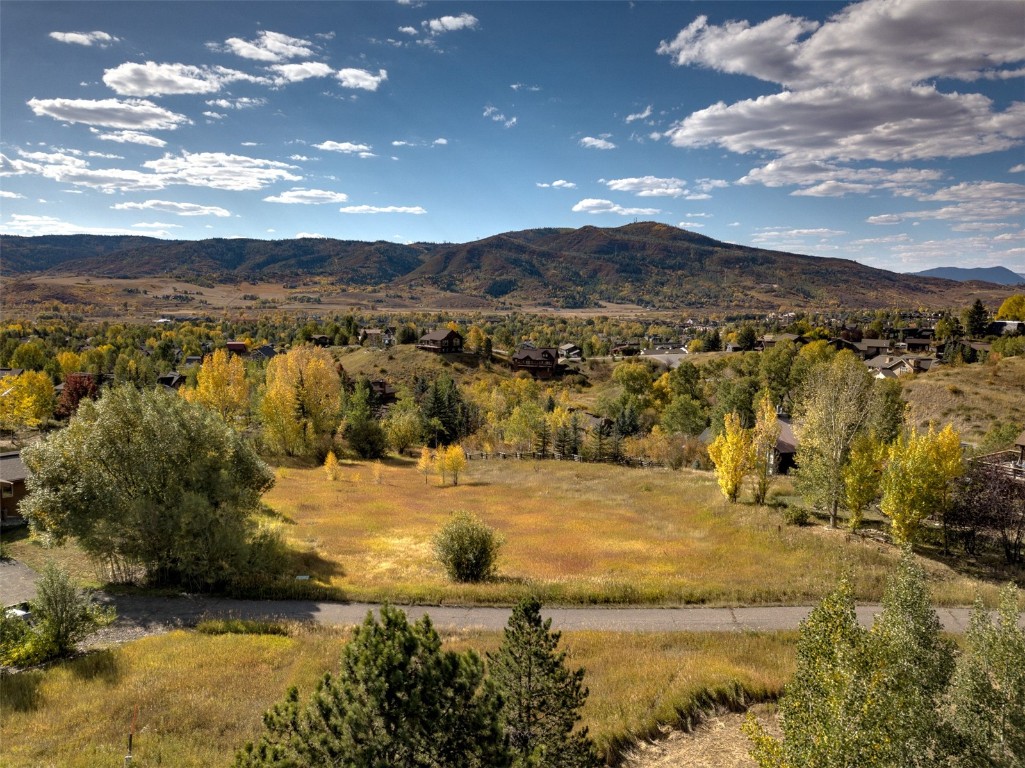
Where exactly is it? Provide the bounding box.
[0,223,1009,311]
[911,266,1025,285]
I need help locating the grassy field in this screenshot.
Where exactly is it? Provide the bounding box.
[261,456,1005,607]
[0,624,795,767]
[902,355,1025,446]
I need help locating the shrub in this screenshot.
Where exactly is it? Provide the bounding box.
[433,511,503,582]
[32,563,115,657]
[783,506,810,526]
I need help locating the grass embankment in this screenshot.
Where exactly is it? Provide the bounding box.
[264,457,1000,606]
[0,625,795,767]
[902,355,1025,446]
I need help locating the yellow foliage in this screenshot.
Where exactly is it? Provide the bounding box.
[416,446,434,485]
[708,412,752,503]
[0,371,55,432]
[259,345,340,457]
[750,396,781,506]
[181,348,249,423]
[56,351,82,378]
[442,445,467,486]
[323,450,340,481]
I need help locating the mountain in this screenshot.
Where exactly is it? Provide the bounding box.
[911,266,1024,285]
[0,223,1005,310]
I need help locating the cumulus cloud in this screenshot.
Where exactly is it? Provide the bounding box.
[270,62,334,85]
[0,190,24,199]
[112,199,231,216]
[50,30,118,47]
[205,97,267,110]
[571,198,660,216]
[511,83,542,92]
[657,0,1025,191]
[92,129,167,147]
[579,136,616,150]
[222,31,316,62]
[603,176,688,197]
[27,97,190,130]
[398,26,418,36]
[337,205,427,214]
[423,13,479,35]
[537,179,577,189]
[313,140,374,157]
[740,158,946,196]
[142,151,302,191]
[103,61,266,96]
[296,231,327,238]
[0,213,174,237]
[867,214,905,225]
[625,105,653,123]
[263,188,350,204]
[483,106,517,128]
[336,68,388,91]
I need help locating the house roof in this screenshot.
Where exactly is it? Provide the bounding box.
[776,417,798,455]
[419,329,462,342]
[0,452,28,484]
[512,347,557,362]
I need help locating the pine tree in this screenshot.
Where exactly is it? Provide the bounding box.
[237,606,511,768]
[489,597,596,768]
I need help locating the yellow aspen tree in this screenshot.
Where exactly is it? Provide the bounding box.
[0,371,56,433]
[881,423,963,544]
[323,450,340,481]
[433,449,448,486]
[182,347,250,423]
[444,445,467,486]
[708,412,752,503]
[259,345,340,457]
[416,447,435,485]
[750,395,781,506]
[842,432,884,531]
[56,351,83,378]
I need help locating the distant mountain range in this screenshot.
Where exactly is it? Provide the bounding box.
[910,266,1025,285]
[0,223,1013,310]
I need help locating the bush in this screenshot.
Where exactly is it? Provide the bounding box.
[433,511,503,582]
[783,506,810,526]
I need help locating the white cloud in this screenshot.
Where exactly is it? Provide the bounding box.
[296,231,327,238]
[867,214,905,225]
[423,13,479,35]
[112,199,231,216]
[203,111,226,120]
[142,151,302,191]
[920,181,1025,202]
[263,188,349,204]
[132,221,183,229]
[657,0,1025,187]
[571,198,660,216]
[511,83,542,92]
[483,106,517,128]
[103,61,265,96]
[205,97,267,110]
[433,138,448,146]
[625,105,652,123]
[336,68,388,91]
[92,129,167,147]
[270,62,334,84]
[314,140,374,158]
[740,158,945,195]
[289,154,310,161]
[49,30,118,47]
[579,136,616,150]
[678,221,706,229]
[537,179,577,189]
[27,97,190,130]
[222,31,316,63]
[1011,164,1025,173]
[753,227,846,240]
[0,190,24,199]
[0,213,174,237]
[338,205,427,214]
[604,176,687,197]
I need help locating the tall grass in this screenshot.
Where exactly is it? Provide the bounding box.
[0,626,795,767]
[263,458,1001,606]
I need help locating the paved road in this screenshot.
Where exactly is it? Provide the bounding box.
[5,561,1020,635]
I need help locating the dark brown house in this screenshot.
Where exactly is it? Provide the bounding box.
[510,347,559,378]
[0,452,28,523]
[417,329,464,354]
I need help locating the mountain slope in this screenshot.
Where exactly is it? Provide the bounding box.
[911,266,1024,285]
[0,223,1003,310]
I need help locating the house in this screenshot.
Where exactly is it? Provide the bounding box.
[157,371,186,390]
[360,327,395,348]
[247,344,278,362]
[755,333,805,351]
[183,355,203,367]
[416,329,464,354]
[987,321,1025,336]
[865,355,916,378]
[773,415,799,475]
[558,343,583,361]
[0,452,28,523]
[0,368,25,380]
[369,379,398,405]
[510,347,559,378]
[225,340,248,355]
[309,334,332,347]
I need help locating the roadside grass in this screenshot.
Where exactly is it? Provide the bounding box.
[0,625,795,767]
[262,457,1007,606]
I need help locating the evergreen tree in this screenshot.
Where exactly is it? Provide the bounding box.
[237,606,510,768]
[489,598,596,768]
[963,299,990,339]
[342,379,387,459]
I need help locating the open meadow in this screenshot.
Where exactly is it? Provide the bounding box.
[261,457,1004,607]
[0,624,795,767]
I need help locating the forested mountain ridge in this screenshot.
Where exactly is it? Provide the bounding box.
[0,223,1002,310]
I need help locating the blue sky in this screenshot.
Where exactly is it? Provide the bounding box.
[1,0,1023,273]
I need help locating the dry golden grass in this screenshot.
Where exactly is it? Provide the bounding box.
[264,457,998,606]
[902,355,1025,445]
[0,626,794,767]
